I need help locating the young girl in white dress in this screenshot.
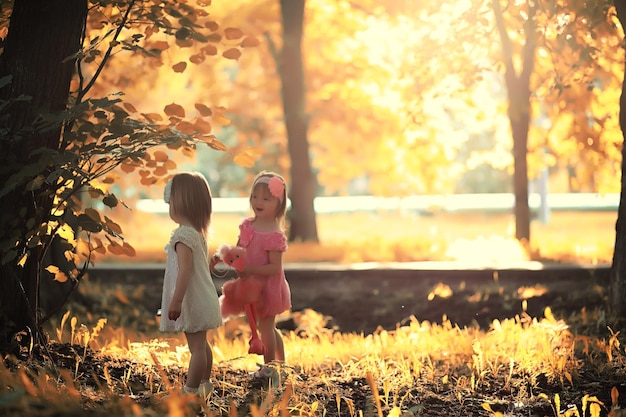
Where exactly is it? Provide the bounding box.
[159,172,222,397]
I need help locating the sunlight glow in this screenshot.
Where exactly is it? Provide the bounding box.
[445,236,529,263]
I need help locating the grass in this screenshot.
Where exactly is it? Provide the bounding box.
[101,210,616,265]
[1,210,621,416]
[2,304,624,416]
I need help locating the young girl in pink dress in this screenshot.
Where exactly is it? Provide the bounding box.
[236,171,291,378]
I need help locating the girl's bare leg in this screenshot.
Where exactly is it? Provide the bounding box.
[202,341,213,381]
[273,328,285,361]
[184,330,209,389]
[258,316,278,363]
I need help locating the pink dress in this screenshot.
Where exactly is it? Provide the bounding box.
[238,217,291,318]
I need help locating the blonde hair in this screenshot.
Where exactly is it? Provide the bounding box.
[250,170,287,222]
[168,172,212,235]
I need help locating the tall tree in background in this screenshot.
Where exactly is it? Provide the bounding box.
[611,0,626,320]
[278,0,318,242]
[492,0,536,243]
[0,0,88,346]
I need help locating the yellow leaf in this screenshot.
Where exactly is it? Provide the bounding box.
[115,288,129,304]
[57,223,75,245]
[194,118,212,134]
[88,180,108,194]
[45,263,66,280]
[612,386,619,407]
[142,112,163,122]
[153,150,169,162]
[84,207,101,223]
[151,41,169,51]
[224,27,244,40]
[194,103,212,117]
[176,120,196,134]
[123,102,137,113]
[120,163,135,173]
[123,242,136,257]
[104,216,122,235]
[164,103,185,118]
[565,371,572,385]
[45,265,60,274]
[202,44,218,56]
[222,48,241,60]
[54,271,68,283]
[241,36,259,48]
[388,407,402,417]
[172,61,187,73]
[590,403,601,417]
[212,114,231,126]
[108,243,124,255]
[234,152,255,167]
[140,176,156,186]
[189,53,205,64]
[201,136,226,151]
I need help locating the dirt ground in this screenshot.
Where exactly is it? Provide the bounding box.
[15,263,615,417]
[76,262,611,335]
[280,263,610,334]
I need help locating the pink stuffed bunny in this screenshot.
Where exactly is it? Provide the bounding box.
[213,244,265,355]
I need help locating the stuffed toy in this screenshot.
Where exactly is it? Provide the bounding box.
[212,244,265,355]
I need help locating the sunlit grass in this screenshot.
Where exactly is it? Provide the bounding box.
[101,210,616,265]
[3,306,623,417]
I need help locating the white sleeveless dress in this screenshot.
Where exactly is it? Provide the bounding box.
[159,225,222,333]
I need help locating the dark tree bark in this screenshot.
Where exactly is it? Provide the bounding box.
[492,0,537,243]
[278,0,319,242]
[610,0,626,320]
[0,0,87,349]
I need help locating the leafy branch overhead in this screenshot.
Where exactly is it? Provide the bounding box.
[0,0,257,298]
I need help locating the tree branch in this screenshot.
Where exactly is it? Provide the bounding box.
[77,0,137,103]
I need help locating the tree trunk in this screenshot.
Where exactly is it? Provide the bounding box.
[278,0,319,242]
[610,0,626,320]
[0,0,87,349]
[511,99,531,243]
[492,0,536,244]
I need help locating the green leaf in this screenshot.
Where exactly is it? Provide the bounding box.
[26,175,45,191]
[27,235,41,248]
[0,75,12,89]
[1,249,17,266]
[77,214,102,233]
[103,194,118,208]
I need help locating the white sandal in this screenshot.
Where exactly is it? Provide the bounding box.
[199,380,214,400]
[251,366,275,379]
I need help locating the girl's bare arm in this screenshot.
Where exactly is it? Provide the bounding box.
[168,242,193,320]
